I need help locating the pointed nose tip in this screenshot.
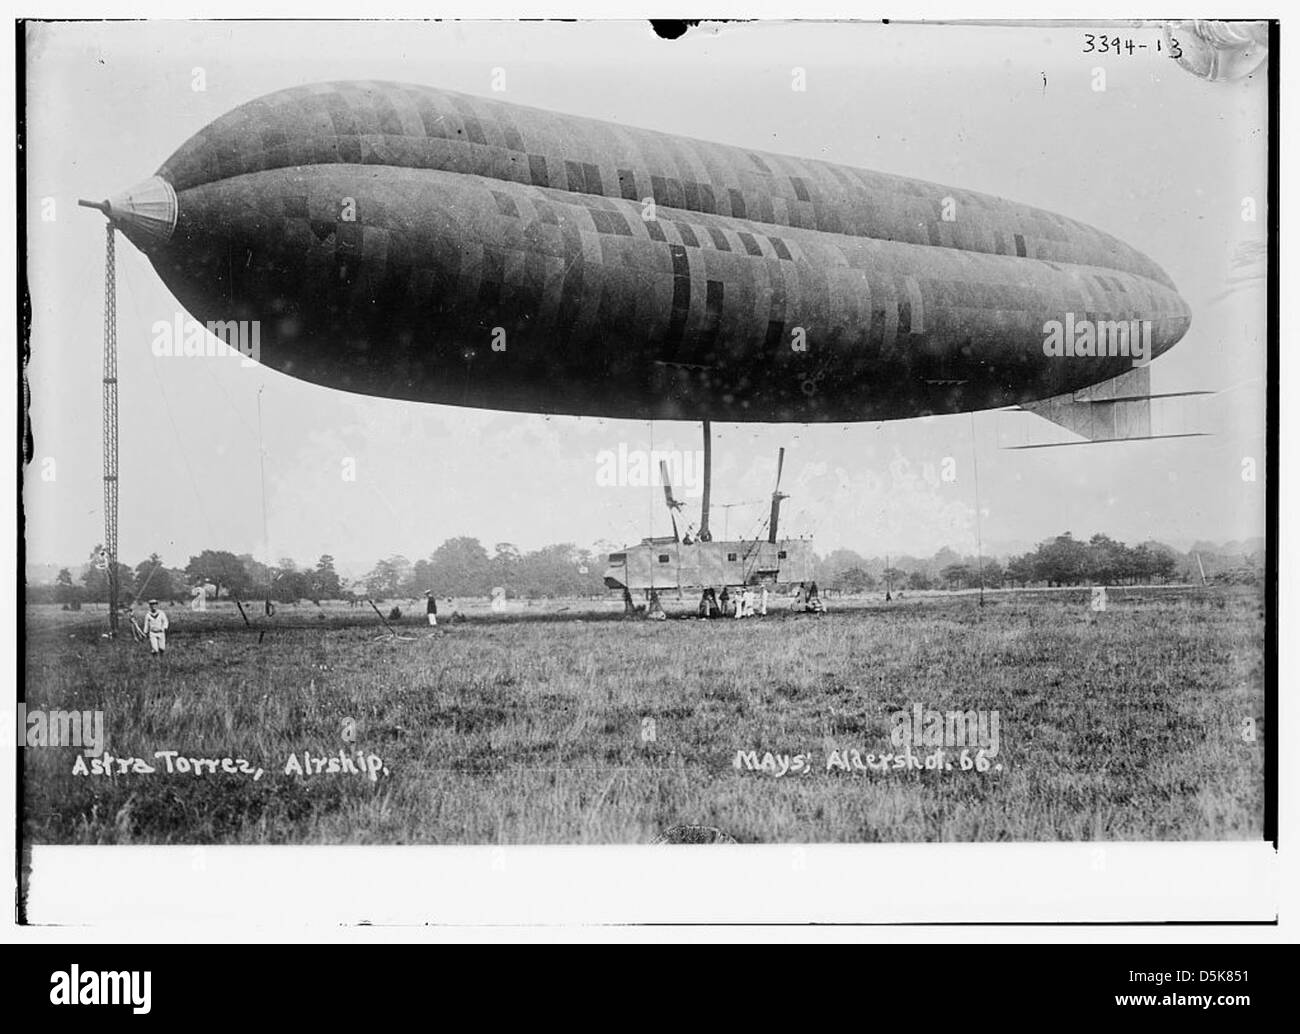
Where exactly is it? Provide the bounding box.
[80,176,177,244]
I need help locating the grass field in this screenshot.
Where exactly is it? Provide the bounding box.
[22,586,1266,843]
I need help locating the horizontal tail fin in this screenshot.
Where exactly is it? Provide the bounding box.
[1012,367,1212,448]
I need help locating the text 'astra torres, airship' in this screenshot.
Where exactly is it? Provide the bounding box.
[92,80,1191,423]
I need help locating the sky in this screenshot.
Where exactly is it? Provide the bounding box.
[22,20,1269,574]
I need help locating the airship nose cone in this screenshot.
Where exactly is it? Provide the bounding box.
[82,175,178,245]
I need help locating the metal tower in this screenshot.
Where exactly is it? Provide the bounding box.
[101,225,119,636]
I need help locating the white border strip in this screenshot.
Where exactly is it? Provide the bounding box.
[26,842,1276,927]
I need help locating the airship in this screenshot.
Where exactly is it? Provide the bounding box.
[81,80,1193,594]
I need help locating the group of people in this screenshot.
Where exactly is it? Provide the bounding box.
[671,580,829,620]
[697,585,768,619]
[792,580,826,614]
[625,581,827,620]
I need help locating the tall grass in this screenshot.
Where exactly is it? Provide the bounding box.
[23,587,1265,843]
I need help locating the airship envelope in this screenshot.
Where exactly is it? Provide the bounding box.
[99,81,1190,423]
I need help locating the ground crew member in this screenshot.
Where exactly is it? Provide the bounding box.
[143,599,169,657]
[735,587,753,618]
[424,589,438,627]
[647,589,667,620]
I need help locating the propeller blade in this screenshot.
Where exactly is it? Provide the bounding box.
[768,447,788,544]
[660,459,682,511]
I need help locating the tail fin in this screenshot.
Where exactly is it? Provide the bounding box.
[1011,367,1211,448]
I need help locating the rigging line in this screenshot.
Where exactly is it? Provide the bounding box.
[118,264,260,444]
[129,546,167,604]
[196,360,260,442]
[257,385,271,570]
[970,410,986,606]
[785,506,809,538]
[648,419,654,593]
[145,353,220,541]
[117,272,222,547]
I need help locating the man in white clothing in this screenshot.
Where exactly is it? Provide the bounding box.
[143,599,169,658]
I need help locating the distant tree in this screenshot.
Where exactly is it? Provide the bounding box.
[407,557,433,597]
[882,567,905,592]
[931,546,963,572]
[492,542,522,587]
[365,555,411,600]
[941,563,973,590]
[312,555,341,600]
[82,561,134,604]
[980,559,1003,589]
[271,565,311,603]
[239,554,272,596]
[817,548,868,587]
[907,571,932,591]
[1086,533,1125,584]
[429,537,492,596]
[389,555,412,594]
[133,553,177,601]
[572,548,606,596]
[54,568,77,606]
[1214,555,1262,586]
[1005,554,1035,588]
[1132,541,1178,584]
[185,550,249,600]
[838,566,876,593]
[516,543,586,598]
[1032,533,1089,587]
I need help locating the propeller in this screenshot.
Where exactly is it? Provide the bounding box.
[660,459,685,543]
[660,459,684,513]
[768,447,788,544]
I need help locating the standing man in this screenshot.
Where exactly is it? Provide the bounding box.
[734,587,750,619]
[424,589,438,628]
[143,599,169,659]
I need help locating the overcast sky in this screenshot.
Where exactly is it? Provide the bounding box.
[23,20,1268,572]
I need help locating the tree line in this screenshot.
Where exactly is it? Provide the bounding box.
[31,538,611,606]
[30,531,1263,608]
[815,532,1263,593]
